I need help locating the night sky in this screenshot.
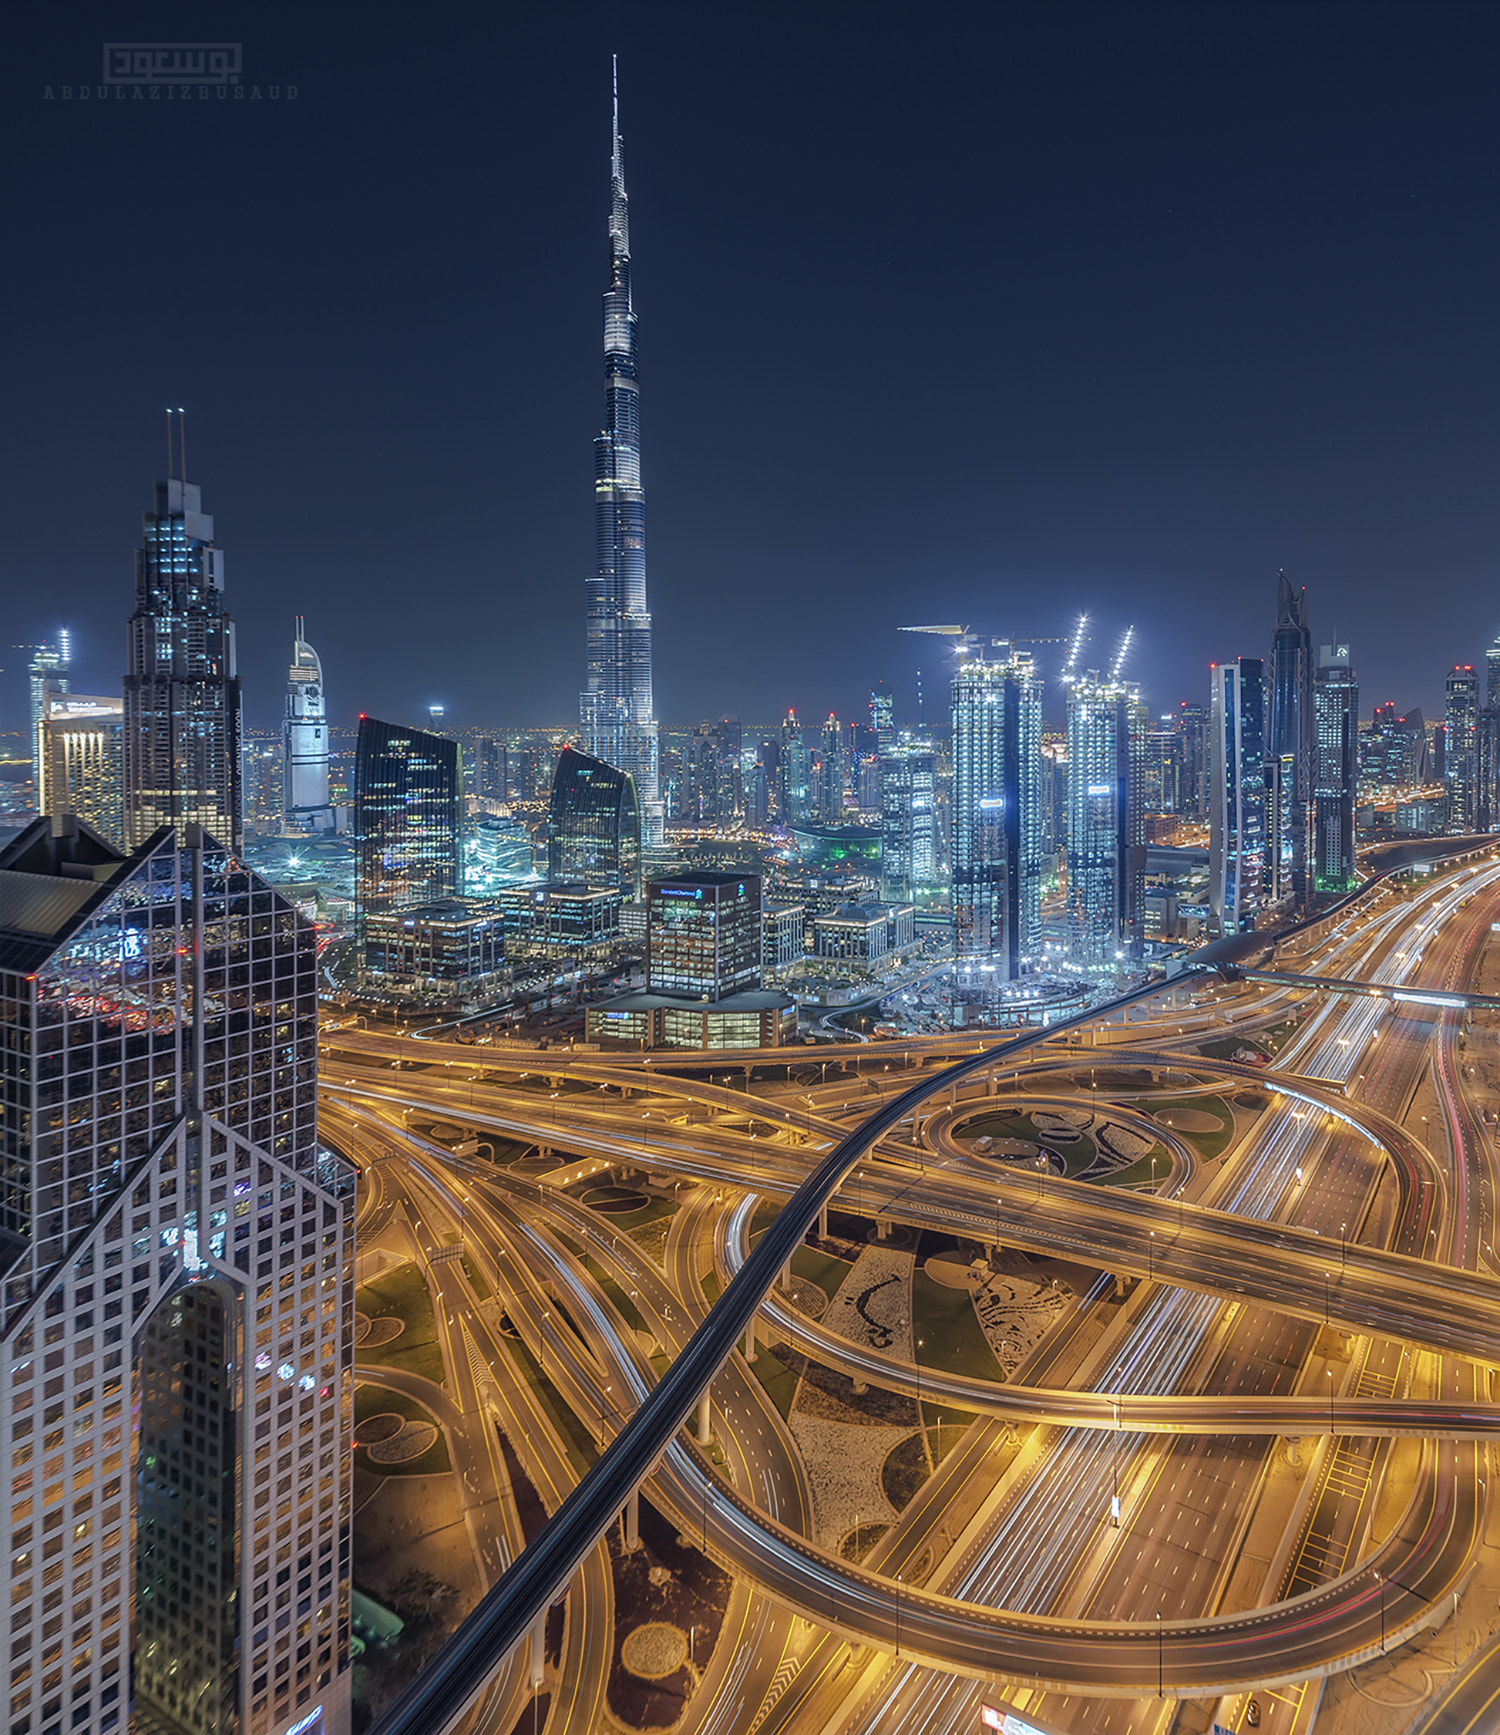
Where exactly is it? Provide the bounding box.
[4,1,1499,738]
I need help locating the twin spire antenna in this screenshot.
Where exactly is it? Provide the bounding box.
[164,407,187,483]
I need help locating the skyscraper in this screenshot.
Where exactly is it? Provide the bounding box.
[284,618,333,832]
[547,744,641,895]
[950,640,1042,982]
[123,422,242,852]
[581,62,661,843]
[0,816,353,1735]
[26,633,70,763]
[1064,672,1142,964]
[38,694,125,846]
[1313,642,1359,892]
[879,742,936,902]
[1210,658,1267,934]
[1268,572,1313,908]
[354,717,462,958]
[1445,664,1480,832]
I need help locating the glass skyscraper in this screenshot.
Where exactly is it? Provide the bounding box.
[354,717,462,959]
[582,62,662,843]
[123,431,243,853]
[879,743,937,902]
[1313,642,1359,892]
[1064,673,1142,965]
[1268,572,1313,907]
[1210,657,1267,934]
[547,744,641,896]
[950,642,1042,983]
[0,816,353,1735]
[1445,664,1480,832]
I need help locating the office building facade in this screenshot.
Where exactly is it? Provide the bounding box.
[879,744,937,902]
[123,443,243,852]
[1312,643,1359,892]
[354,718,461,960]
[26,636,70,763]
[37,695,125,847]
[284,619,333,832]
[547,745,640,895]
[1210,658,1267,934]
[581,65,661,842]
[647,872,762,999]
[950,643,1042,981]
[0,816,353,1735]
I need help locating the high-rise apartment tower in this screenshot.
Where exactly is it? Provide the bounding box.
[950,641,1042,982]
[1210,658,1267,934]
[1312,643,1359,892]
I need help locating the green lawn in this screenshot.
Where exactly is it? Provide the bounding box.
[352,1381,452,1475]
[746,1346,801,1420]
[1149,1095,1235,1160]
[581,1254,651,1338]
[500,1335,598,1479]
[356,1262,446,1386]
[748,1199,782,1248]
[791,1244,854,1303]
[911,1270,1005,1384]
[607,1196,679,1235]
[702,1269,723,1306]
[458,1253,491,1301]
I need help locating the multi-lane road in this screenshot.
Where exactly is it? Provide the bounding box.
[354,845,1500,1735]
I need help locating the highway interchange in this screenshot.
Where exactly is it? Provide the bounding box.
[349,844,1500,1735]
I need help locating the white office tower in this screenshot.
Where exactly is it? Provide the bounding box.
[283,618,334,832]
[0,817,354,1735]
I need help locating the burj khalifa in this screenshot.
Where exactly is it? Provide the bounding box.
[581,60,663,842]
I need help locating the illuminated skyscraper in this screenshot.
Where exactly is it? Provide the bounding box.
[284,618,333,831]
[1445,664,1480,831]
[354,717,462,961]
[38,694,125,846]
[1210,658,1267,934]
[950,640,1042,982]
[1268,572,1313,908]
[1313,642,1359,892]
[123,422,242,851]
[581,62,661,843]
[0,816,353,1735]
[547,744,640,896]
[1064,672,1142,964]
[880,742,936,901]
[26,633,70,761]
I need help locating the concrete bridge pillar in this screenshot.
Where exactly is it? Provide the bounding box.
[818,1205,829,1238]
[743,1320,757,1362]
[696,1393,712,1445]
[876,1218,889,1242]
[530,1612,546,1686]
[624,1487,640,1551]
[782,1260,793,1290]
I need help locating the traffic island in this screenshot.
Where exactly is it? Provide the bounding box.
[605,1497,731,1732]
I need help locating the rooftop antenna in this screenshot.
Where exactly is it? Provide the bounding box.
[1110,624,1135,684]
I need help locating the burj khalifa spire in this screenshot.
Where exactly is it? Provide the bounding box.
[581,57,662,842]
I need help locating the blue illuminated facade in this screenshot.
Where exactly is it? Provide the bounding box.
[950,642,1042,982]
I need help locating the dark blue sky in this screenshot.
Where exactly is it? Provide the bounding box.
[3,1,1498,737]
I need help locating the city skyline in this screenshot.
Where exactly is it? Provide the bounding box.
[6,5,1500,735]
